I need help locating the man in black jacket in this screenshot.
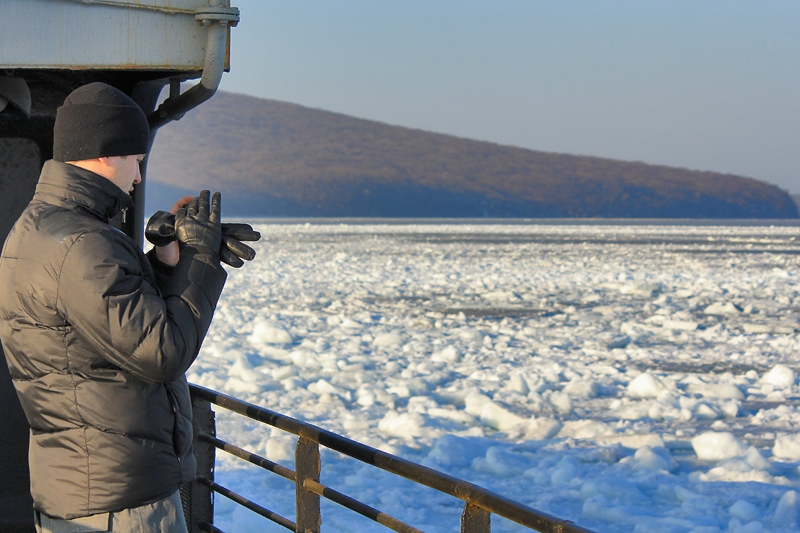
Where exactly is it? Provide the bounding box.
[0,83,228,532]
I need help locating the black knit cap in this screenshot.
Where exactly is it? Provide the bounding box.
[53,82,150,162]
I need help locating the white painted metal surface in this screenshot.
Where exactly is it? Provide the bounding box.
[0,0,232,70]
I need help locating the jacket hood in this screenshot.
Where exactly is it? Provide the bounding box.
[35,160,134,222]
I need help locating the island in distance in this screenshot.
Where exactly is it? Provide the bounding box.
[147,92,798,219]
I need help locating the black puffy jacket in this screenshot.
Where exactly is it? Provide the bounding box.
[0,160,227,519]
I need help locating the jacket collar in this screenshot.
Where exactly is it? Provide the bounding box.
[35,160,134,222]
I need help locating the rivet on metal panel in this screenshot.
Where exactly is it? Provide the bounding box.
[194,6,240,27]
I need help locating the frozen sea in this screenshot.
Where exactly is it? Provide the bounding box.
[188,221,800,533]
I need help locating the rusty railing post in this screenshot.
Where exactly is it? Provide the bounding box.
[185,394,216,533]
[462,502,490,533]
[296,437,321,533]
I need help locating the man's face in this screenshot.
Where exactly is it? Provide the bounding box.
[104,154,144,194]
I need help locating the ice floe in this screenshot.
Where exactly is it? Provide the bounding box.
[195,222,800,532]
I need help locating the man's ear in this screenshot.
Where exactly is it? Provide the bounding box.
[96,157,121,174]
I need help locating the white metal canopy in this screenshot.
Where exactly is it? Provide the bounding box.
[0,0,235,71]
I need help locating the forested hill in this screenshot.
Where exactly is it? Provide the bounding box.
[147,92,798,218]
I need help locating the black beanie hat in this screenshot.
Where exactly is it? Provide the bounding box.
[53,82,150,162]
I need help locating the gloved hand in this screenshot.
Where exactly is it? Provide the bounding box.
[145,210,176,247]
[174,190,222,256]
[218,223,260,268]
[146,208,261,267]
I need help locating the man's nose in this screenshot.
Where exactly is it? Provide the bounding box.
[134,165,142,184]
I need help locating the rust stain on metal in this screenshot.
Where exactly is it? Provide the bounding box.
[64,0,196,16]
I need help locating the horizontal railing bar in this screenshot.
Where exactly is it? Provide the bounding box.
[197,432,297,482]
[200,431,420,533]
[197,477,296,531]
[190,384,597,533]
[198,521,225,533]
[303,478,424,533]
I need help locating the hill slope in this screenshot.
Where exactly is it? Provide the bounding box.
[147,92,797,218]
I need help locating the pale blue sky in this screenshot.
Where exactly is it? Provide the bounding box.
[219,0,800,192]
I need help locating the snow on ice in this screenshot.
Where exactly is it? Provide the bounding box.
[185,222,800,532]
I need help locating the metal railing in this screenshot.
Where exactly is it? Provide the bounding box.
[186,383,598,533]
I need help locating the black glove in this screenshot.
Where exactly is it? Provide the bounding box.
[145,210,176,247]
[174,190,222,256]
[146,208,261,267]
[219,226,259,268]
